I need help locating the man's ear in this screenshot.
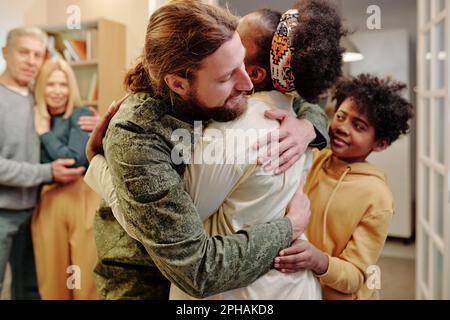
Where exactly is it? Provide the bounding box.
[247,65,267,85]
[164,74,190,99]
[373,139,389,152]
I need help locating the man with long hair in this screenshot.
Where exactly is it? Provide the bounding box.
[87,0,324,299]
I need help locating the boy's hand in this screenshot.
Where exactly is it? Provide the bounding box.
[255,109,316,175]
[284,192,310,242]
[284,176,310,241]
[274,239,329,275]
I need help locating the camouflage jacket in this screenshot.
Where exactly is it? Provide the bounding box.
[94,92,329,299]
[294,96,330,149]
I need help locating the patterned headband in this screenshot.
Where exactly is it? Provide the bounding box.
[270,9,300,93]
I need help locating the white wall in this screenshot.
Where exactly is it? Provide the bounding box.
[0,0,47,72]
[220,0,314,15]
[349,29,413,238]
[341,0,417,104]
[46,0,149,67]
[342,0,417,239]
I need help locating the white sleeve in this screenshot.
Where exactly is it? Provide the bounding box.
[84,154,139,240]
[184,162,245,222]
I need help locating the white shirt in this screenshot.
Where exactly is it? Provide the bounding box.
[85,91,321,300]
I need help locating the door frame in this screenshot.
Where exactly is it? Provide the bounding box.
[416,0,449,300]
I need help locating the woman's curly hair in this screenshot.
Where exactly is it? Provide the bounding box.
[291,0,346,103]
[333,74,415,145]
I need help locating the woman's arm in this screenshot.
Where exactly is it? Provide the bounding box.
[40,108,91,167]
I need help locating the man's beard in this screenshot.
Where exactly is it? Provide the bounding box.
[184,89,247,123]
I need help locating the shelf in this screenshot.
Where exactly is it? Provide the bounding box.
[43,18,126,115]
[80,100,98,106]
[70,60,98,67]
[43,20,98,33]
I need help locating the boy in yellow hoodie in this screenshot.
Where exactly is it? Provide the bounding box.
[274,74,414,299]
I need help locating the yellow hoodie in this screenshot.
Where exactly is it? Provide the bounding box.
[305,148,394,300]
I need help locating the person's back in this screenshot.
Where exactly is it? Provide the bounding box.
[185,91,309,224]
[172,90,321,300]
[168,1,345,299]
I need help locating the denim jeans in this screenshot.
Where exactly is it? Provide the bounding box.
[0,209,40,300]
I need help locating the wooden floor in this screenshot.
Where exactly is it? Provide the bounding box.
[1,239,417,300]
[378,256,416,300]
[0,263,11,300]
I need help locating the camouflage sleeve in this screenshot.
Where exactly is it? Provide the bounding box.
[293,97,330,150]
[104,121,293,298]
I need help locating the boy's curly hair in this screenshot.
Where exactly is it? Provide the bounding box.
[291,0,346,102]
[333,74,415,145]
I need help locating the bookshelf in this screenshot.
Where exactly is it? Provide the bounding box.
[43,19,126,115]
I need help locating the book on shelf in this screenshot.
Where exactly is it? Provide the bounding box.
[63,39,87,61]
[47,35,61,59]
[42,19,126,115]
[87,72,98,102]
[46,29,95,62]
[47,32,66,58]
[63,49,72,62]
[85,29,98,61]
[70,39,87,60]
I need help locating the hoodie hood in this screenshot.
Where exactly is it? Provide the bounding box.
[322,152,387,183]
[313,150,388,246]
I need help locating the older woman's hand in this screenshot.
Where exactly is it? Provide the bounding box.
[78,107,100,132]
[34,108,50,135]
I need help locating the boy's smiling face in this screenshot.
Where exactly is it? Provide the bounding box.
[329,97,387,163]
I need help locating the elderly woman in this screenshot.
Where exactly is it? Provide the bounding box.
[31,58,99,300]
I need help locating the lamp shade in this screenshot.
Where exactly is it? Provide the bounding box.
[342,37,364,62]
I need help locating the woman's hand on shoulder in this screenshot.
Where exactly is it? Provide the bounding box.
[34,107,50,135]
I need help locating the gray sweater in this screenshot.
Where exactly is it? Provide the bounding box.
[0,85,52,210]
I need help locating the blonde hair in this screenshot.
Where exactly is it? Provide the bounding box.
[125,0,238,98]
[34,58,81,119]
[6,27,48,48]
